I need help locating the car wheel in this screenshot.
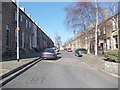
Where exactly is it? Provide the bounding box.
[76,53,79,57]
[54,57,57,60]
[75,53,76,56]
[41,57,43,59]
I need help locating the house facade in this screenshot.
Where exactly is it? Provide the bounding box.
[64,12,119,55]
[0,1,2,60]
[1,1,54,57]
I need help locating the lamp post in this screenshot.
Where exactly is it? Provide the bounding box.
[95,0,98,56]
[16,0,20,62]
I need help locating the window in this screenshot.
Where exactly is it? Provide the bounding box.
[26,33,29,44]
[112,20,116,31]
[103,27,106,34]
[26,19,29,28]
[29,21,31,28]
[98,29,100,36]
[6,25,10,46]
[20,15,23,22]
[114,36,118,49]
[22,32,24,48]
[107,38,111,50]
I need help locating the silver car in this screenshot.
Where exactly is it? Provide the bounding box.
[41,48,57,60]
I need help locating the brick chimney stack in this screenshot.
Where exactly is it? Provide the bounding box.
[102,8,109,21]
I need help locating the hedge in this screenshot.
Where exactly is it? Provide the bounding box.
[104,50,120,62]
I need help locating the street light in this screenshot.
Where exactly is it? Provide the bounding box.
[95,0,98,56]
[16,0,20,62]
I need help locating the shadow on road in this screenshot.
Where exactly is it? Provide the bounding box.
[41,56,62,61]
[56,56,62,60]
[1,52,41,62]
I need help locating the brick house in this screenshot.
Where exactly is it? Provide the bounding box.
[1,1,54,58]
[64,12,119,55]
[0,1,2,60]
[98,13,119,53]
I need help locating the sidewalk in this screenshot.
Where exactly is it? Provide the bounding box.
[0,52,41,76]
[81,54,119,77]
[0,57,40,76]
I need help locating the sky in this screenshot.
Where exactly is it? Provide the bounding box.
[19,2,118,45]
[20,2,73,45]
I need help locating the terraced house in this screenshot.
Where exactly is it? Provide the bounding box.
[0,1,2,60]
[64,10,119,55]
[1,0,54,58]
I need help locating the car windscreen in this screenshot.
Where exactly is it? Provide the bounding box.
[44,49,54,52]
[78,48,86,51]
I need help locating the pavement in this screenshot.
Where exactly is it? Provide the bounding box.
[2,51,118,88]
[0,51,119,78]
[0,57,40,76]
[0,52,41,76]
[81,54,119,78]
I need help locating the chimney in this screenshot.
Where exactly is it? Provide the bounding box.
[12,0,16,3]
[90,22,94,29]
[20,7,25,12]
[27,14,31,18]
[102,8,108,21]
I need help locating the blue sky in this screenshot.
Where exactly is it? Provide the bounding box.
[20,2,73,45]
[19,2,118,45]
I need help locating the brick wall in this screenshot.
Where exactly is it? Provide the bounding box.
[0,1,2,61]
[2,2,16,53]
[2,1,54,57]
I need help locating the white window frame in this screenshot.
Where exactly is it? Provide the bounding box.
[107,38,111,50]
[114,36,118,49]
[98,29,100,36]
[112,18,116,31]
[20,14,23,22]
[26,19,29,29]
[29,21,31,28]
[103,27,106,34]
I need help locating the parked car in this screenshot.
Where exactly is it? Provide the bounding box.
[41,48,57,60]
[64,48,67,50]
[52,48,61,55]
[67,48,72,52]
[75,48,87,57]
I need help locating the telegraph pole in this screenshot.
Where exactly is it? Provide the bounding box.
[16,0,20,62]
[95,0,98,56]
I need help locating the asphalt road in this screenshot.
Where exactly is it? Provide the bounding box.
[2,51,118,88]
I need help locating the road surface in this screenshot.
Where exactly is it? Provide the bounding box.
[2,51,118,88]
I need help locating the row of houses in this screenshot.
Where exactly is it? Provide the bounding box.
[0,1,2,60]
[0,0,54,58]
[64,10,119,55]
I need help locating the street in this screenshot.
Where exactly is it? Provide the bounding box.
[2,51,118,88]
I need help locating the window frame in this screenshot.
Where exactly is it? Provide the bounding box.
[6,24,10,47]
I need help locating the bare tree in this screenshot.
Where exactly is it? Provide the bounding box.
[64,2,102,33]
[54,32,62,49]
[64,2,102,53]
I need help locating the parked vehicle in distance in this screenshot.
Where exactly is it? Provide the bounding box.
[41,48,57,60]
[64,48,67,50]
[52,47,61,55]
[67,48,72,52]
[75,48,87,57]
